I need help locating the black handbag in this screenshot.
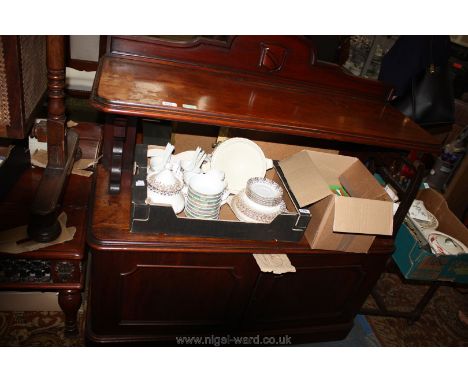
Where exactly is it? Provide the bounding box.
[391,42,455,127]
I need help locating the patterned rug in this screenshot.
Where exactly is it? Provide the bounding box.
[0,311,85,346]
[364,273,468,346]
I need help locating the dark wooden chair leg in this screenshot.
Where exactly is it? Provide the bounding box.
[58,289,82,336]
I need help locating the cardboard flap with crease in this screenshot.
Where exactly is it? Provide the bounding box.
[279,150,333,207]
[418,189,468,247]
[339,160,391,201]
[333,196,394,235]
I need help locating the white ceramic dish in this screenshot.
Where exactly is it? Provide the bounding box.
[413,210,439,231]
[147,169,183,194]
[189,173,226,196]
[186,197,221,211]
[245,177,284,207]
[229,190,286,224]
[173,150,196,164]
[211,138,273,194]
[149,153,170,174]
[185,204,219,219]
[148,149,211,173]
[427,231,468,255]
[146,169,185,214]
[147,147,165,157]
[229,197,259,223]
[146,192,185,214]
[241,189,285,215]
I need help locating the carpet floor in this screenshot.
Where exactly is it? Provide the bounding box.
[2,272,467,346]
[0,310,85,346]
[364,273,468,346]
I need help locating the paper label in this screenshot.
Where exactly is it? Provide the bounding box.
[384,184,399,202]
[253,254,296,274]
[162,101,177,107]
[182,104,198,110]
[135,180,145,187]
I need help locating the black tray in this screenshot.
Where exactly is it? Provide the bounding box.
[130,144,310,242]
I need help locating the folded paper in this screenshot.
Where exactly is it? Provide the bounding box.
[253,253,296,274]
[30,149,98,177]
[0,212,75,254]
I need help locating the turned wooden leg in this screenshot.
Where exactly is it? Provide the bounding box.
[58,290,82,336]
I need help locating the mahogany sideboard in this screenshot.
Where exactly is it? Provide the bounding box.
[85,36,440,345]
[87,166,395,344]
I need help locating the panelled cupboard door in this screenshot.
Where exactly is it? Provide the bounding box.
[242,253,369,330]
[89,251,259,339]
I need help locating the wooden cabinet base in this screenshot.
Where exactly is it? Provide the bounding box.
[86,168,391,345]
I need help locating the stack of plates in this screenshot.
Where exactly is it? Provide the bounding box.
[230,177,286,224]
[185,187,224,219]
[245,177,284,207]
[185,173,226,220]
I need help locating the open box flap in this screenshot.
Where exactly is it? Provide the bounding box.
[333,196,394,235]
[340,160,391,201]
[418,189,468,248]
[279,150,359,208]
[303,150,358,182]
[279,151,333,207]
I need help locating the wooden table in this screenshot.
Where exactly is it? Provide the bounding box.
[0,122,101,335]
[85,36,439,344]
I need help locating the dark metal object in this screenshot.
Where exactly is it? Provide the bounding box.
[361,282,440,324]
[361,156,432,322]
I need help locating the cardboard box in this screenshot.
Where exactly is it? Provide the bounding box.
[392,188,468,283]
[278,150,394,253]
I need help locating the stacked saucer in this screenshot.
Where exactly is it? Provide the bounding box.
[230,177,286,224]
[185,173,227,220]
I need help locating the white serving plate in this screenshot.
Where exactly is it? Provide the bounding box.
[211,138,272,194]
